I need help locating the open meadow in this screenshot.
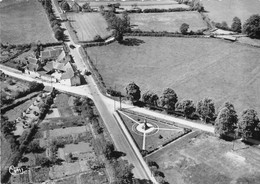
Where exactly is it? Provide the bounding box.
[199,0,260,25]
[67,13,112,42]
[0,0,56,44]
[86,37,260,114]
[148,132,260,184]
[130,12,207,32]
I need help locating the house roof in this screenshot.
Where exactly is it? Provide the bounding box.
[54,62,66,71]
[27,63,38,71]
[28,57,37,64]
[41,51,51,59]
[60,55,71,65]
[61,68,75,80]
[61,62,75,79]
[68,1,81,9]
[43,62,54,73]
[43,86,54,92]
[57,50,66,62]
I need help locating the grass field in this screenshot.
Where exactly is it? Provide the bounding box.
[67,13,112,42]
[130,12,207,32]
[0,0,56,44]
[148,132,260,184]
[200,0,260,25]
[86,37,260,114]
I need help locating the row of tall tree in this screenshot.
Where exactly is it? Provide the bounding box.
[40,0,65,41]
[212,14,260,38]
[101,11,131,42]
[125,82,260,140]
[215,103,260,140]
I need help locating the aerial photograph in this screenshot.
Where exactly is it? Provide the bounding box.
[0,0,260,183]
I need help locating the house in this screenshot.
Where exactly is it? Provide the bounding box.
[68,1,82,12]
[60,62,81,86]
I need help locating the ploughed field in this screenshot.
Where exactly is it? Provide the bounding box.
[130,12,207,32]
[199,0,260,25]
[86,37,260,114]
[67,13,112,42]
[0,0,56,44]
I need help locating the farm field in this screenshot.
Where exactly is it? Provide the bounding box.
[67,13,112,42]
[199,0,260,25]
[130,12,207,32]
[148,132,260,184]
[0,0,56,44]
[86,36,260,114]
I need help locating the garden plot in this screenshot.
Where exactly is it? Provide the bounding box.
[48,126,88,137]
[130,11,207,32]
[54,93,75,117]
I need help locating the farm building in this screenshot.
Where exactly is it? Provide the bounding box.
[43,60,80,86]
[68,1,82,12]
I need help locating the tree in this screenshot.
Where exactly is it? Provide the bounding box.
[82,2,91,12]
[180,23,189,34]
[160,88,178,113]
[237,109,259,140]
[126,82,141,103]
[93,34,103,42]
[103,142,115,160]
[193,1,204,12]
[231,17,242,33]
[142,91,159,107]
[51,20,61,28]
[243,14,260,38]
[113,160,134,184]
[1,116,16,137]
[54,29,64,41]
[215,105,238,139]
[196,98,215,122]
[107,11,131,42]
[175,99,196,118]
[61,1,70,11]
[26,139,45,153]
[29,82,44,92]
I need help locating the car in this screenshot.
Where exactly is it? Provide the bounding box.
[69,44,75,49]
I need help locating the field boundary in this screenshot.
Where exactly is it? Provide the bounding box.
[79,47,107,94]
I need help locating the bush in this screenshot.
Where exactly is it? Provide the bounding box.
[93,35,104,42]
[180,23,189,34]
[54,29,64,41]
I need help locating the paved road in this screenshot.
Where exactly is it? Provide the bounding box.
[53,1,154,181]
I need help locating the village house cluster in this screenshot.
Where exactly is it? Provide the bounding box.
[23,45,81,86]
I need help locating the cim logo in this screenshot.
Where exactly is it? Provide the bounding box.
[9,165,28,176]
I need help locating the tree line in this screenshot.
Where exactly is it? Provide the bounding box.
[125,82,260,141]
